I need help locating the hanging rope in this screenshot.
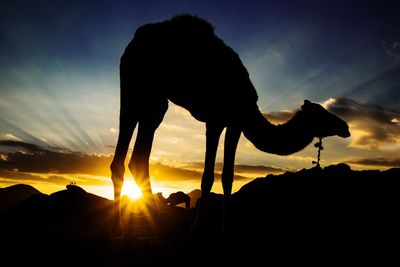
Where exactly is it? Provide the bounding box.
[312,137,323,168]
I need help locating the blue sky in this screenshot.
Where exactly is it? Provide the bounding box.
[0,0,399,196]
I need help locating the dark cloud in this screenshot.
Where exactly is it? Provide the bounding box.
[231,164,289,174]
[106,144,132,152]
[170,162,287,177]
[0,140,72,154]
[349,158,400,168]
[0,140,112,175]
[0,170,108,186]
[0,140,48,153]
[0,170,69,185]
[151,162,251,182]
[325,97,400,149]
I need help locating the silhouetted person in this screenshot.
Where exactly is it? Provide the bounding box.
[110,14,350,233]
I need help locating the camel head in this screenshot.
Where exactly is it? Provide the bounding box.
[301,100,350,138]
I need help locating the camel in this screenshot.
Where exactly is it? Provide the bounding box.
[157,192,191,210]
[110,14,350,232]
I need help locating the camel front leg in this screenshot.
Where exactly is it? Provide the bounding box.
[221,126,241,232]
[222,126,241,195]
[192,122,224,233]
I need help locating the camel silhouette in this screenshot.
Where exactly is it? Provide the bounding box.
[110,14,350,233]
[157,192,191,210]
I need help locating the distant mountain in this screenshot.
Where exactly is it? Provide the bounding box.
[8,184,113,234]
[0,184,42,212]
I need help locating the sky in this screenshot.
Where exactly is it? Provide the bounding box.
[0,0,399,199]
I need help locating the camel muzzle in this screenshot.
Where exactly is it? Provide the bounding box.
[339,127,351,138]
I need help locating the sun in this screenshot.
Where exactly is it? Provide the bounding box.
[121,180,143,200]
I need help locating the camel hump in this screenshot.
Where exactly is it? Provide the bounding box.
[133,14,214,41]
[168,14,215,34]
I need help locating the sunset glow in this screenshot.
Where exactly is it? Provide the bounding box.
[121,180,143,200]
[1,2,399,266]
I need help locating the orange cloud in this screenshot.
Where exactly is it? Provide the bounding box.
[349,157,400,169]
[3,133,22,141]
[324,98,400,150]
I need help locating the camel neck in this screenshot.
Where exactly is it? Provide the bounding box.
[242,107,314,155]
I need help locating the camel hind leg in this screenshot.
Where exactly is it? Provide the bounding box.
[192,122,224,235]
[110,115,138,232]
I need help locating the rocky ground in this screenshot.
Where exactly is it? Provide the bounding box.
[1,163,399,266]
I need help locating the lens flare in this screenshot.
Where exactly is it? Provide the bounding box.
[121,180,143,200]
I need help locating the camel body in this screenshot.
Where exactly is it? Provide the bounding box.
[110,15,350,232]
[120,15,257,124]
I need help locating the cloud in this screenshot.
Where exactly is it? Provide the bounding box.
[0,170,109,187]
[0,140,48,153]
[150,162,253,181]
[0,140,112,175]
[0,115,50,148]
[167,162,287,178]
[0,141,283,186]
[0,170,49,183]
[349,158,400,168]
[226,163,288,174]
[263,110,296,124]
[150,162,203,181]
[3,133,21,141]
[384,40,400,63]
[0,170,70,186]
[324,97,400,149]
